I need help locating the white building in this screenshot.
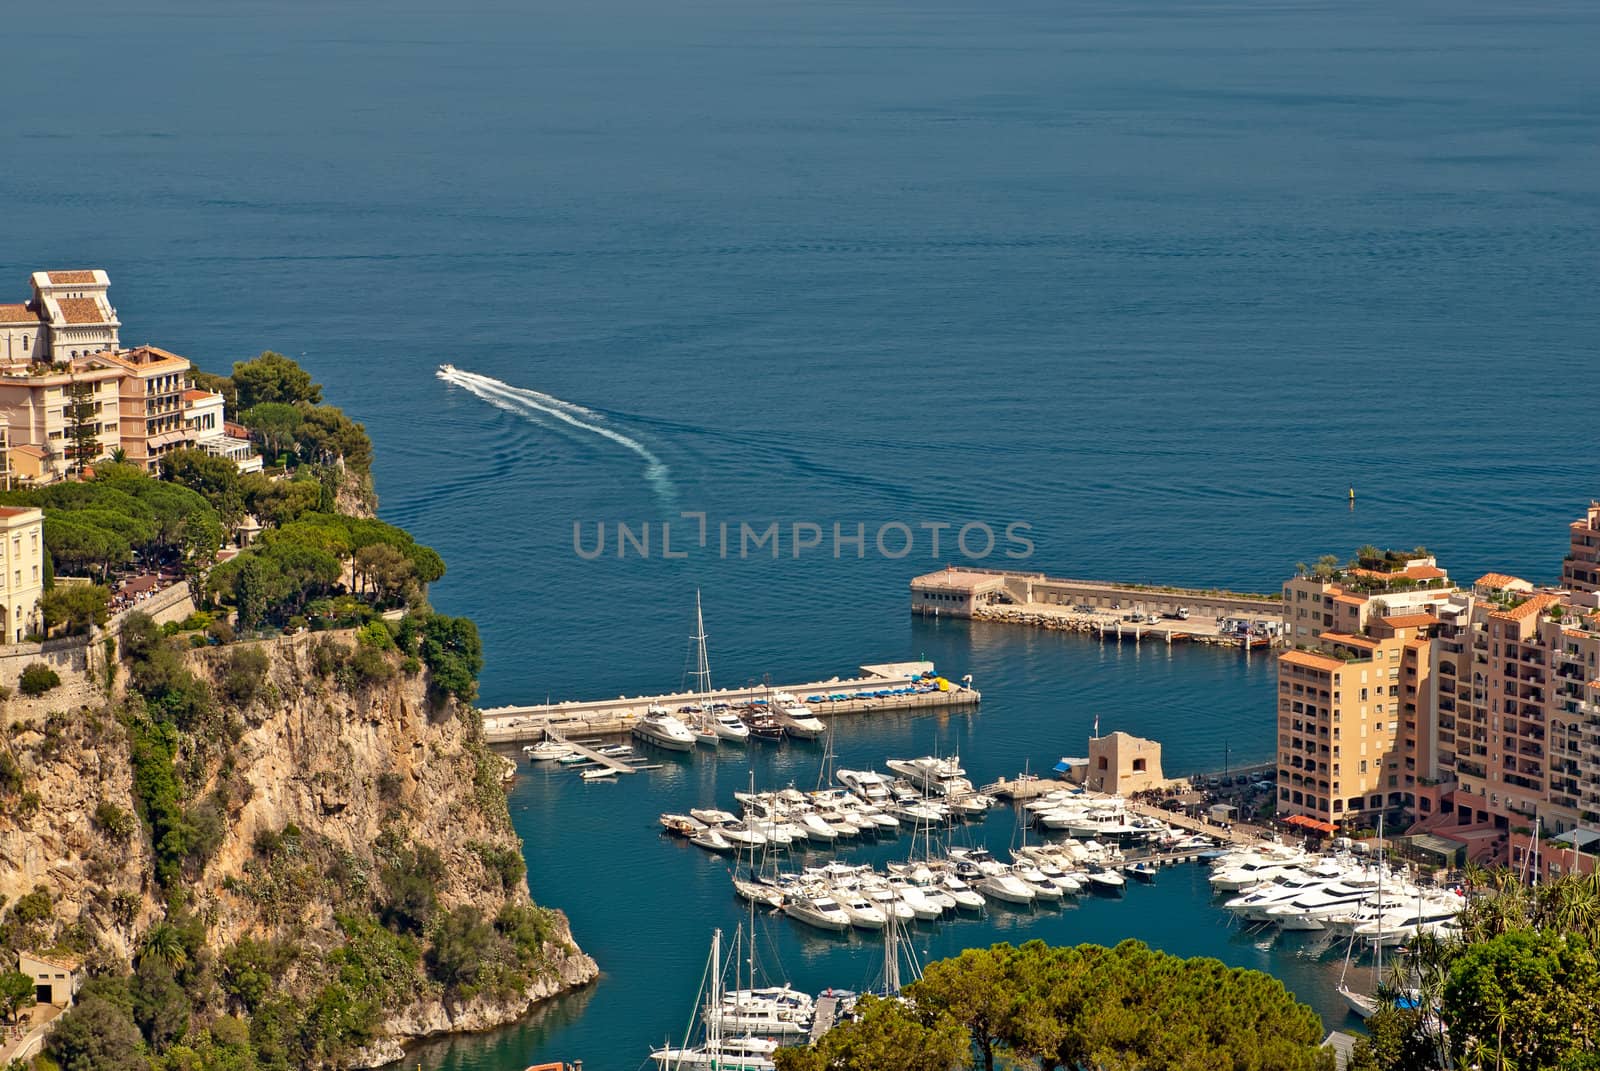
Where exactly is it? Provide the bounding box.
[186,388,262,473]
[0,505,45,643]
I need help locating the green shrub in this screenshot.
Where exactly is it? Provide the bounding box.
[18,663,61,697]
[0,751,21,795]
[469,841,526,892]
[94,801,137,841]
[219,646,270,706]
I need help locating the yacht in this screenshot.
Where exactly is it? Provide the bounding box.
[770,693,827,739]
[660,813,707,838]
[836,769,894,805]
[1353,895,1464,947]
[711,712,751,742]
[783,893,852,933]
[832,890,887,930]
[1010,862,1064,901]
[634,709,697,751]
[938,872,987,911]
[690,828,735,854]
[975,870,1037,905]
[707,987,814,1037]
[652,1033,779,1071]
[1208,849,1311,891]
[887,879,944,920]
[886,755,976,797]
[1084,864,1126,892]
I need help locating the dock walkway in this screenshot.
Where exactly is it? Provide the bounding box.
[543,726,639,775]
[484,661,980,744]
[809,995,840,1044]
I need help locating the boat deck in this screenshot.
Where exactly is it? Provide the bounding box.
[808,995,841,1044]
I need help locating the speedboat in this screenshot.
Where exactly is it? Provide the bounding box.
[1010,862,1064,901]
[579,768,617,782]
[660,813,707,838]
[437,363,457,375]
[1084,865,1126,893]
[732,878,785,908]
[711,712,751,742]
[783,894,852,933]
[1127,862,1159,884]
[691,828,735,854]
[633,710,697,752]
[938,872,987,911]
[832,891,887,930]
[975,871,1036,905]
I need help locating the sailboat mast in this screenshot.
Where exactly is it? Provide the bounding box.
[692,590,713,694]
[884,911,900,997]
[709,929,723,1051]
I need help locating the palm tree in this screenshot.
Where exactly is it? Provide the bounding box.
[138,923,188,973]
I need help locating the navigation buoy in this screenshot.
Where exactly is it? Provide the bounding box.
[1348,486,1356,501]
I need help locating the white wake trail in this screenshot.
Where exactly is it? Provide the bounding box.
[437,366,674,501]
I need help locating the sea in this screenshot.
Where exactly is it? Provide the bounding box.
[3,0,1597,1067]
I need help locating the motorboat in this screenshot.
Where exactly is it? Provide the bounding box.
[691,828,735,854]
[887,879,944,920]
[732,878,785,908]
[798,812,840,844]
[579,768,617,782]
[634,710,697,752]
[770,693,827,739]
[660,813,707,838]
[938,872,987,911]
[861,884,916,923]
[1127,862,1159,884]
[975,871,1036,905]
[653,930,782,1071]
[783,893,852,933]
[1084,865,1126,892]
[836,769,894,805]
[1011,862,1064,901]
[1208,849,1312,892]
[832,890,887,930]
[886,755,975,797]
[690,717,720,747]
[712,712,751,742]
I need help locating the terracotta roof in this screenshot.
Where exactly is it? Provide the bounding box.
[183,389,219,402]
[99,345,190,372]
[1406,565,1448,580]
[0,302,38,323]
[0,505,40,518]
[55,297,104,324]
[22,949,83,971]
[1322,631,1379,648]
[1332,594,1365,606]
[1489,593,1562,622]
[1476,572,1528,589]
[1382,613,1438,629]
[9,444,47,459]
[1280,649,1346,672]
[46,271,97,285]
[911,569,1007,593]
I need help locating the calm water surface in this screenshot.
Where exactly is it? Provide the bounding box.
[3,0,1596,1067]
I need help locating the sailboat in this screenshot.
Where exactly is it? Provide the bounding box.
[684,591,743,744]
[1338,815,1385,1018]
[651,929,780,1071]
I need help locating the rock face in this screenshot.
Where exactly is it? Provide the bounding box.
[0,629,596,1065]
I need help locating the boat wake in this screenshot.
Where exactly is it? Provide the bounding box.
[436,365,674,503]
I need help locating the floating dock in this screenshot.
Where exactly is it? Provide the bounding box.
[482,661,981,744]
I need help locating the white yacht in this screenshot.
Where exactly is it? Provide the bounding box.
[886,755,975,797]
[832,890,887,930]
[1208,849,1311,891]
[1010,862,1064,901]
[653,930,781,1071]
[975,870,1037,905]
[711,711,751,742]
[783,893,852,933]
[1084,864,1126,892]
[634,709,697,752]
[707,987,814,1037]
[770,693,827,739]
[836,769,894,805]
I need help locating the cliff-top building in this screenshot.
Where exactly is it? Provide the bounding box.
[0,271,259,482]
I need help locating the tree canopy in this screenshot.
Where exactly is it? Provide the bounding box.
[231,350,323,409]
[784,940,1333,1071]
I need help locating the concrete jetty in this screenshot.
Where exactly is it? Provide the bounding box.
[482,661,981,744]
[910,567,1285,650]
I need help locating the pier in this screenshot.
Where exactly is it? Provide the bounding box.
[483,661,981,744]
[542,726,642,775]
[910,568,1285,651]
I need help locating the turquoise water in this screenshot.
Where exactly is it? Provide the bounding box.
[4,0,1596,1067]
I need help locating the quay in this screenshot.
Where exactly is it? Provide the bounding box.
[910,568,1285,650]
[482,661,981,745]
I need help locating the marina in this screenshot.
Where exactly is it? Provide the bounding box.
[483,661,980,744]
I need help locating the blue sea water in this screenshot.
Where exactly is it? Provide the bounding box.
[3,0,1597,1066]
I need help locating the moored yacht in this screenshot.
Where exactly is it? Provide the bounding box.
[783,893,852,933]
[770,693,827,739]
[634,709,697,751]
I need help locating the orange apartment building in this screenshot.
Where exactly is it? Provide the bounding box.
[1279,508,1600,866]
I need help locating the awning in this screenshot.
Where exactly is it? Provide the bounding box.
[1284,814,1337,834]
[148,430,193,448]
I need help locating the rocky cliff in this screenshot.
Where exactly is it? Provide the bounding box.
[0,627,595,1067]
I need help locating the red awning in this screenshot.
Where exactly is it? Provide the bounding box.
[1284,814,1337,834]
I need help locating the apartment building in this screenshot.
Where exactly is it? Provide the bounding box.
[0,506,45,644]
[1565,502,1600,594]
[1276,557,1449,830]
[1282,505,1600,863]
